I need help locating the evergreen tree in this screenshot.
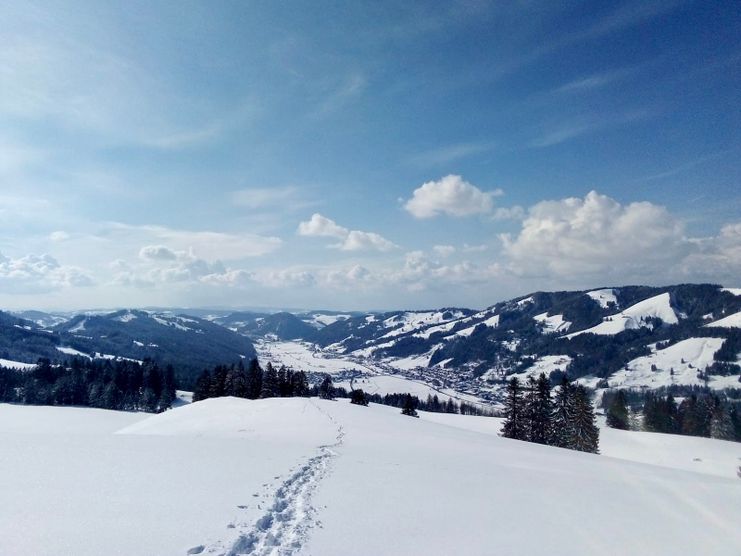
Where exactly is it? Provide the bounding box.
[710,403,734,440]
[260,362,279,398]
[291,370,310,397]
[350,388,369,406]
[209,365,228,398]
[245,359,263,399]
[731,406,741,441]
[523,375,538,442]
[318,374,334,400]
[501,377,527,441]
[193,370,212,402]
[606,389,629,430]
[551,375,575,448]
[401,393,419,417]
[529,373,553,444]
[571,385,599,454]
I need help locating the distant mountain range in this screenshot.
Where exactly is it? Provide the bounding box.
[2,283,740,393]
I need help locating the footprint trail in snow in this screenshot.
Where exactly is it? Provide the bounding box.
[196,401,344,556]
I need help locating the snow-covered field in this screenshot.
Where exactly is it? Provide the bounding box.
[0,399,739,555]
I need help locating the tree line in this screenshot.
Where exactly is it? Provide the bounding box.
[0,357,176,412]
[501,373,599,453]
[605,389,741,441]
[193,360,311,401]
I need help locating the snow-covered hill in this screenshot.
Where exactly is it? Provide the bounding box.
[566,292,678,338]
[0,398,738,555]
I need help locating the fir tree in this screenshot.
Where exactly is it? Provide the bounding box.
[571,385,599,454]
[529,373,553,444]
[260,362,279,398]
[606,389,629,430]
[501,377,527,441]
[193,370,212,402]
[401,393,419,417]
[551,375,575,448]
[245,359,263,399]
[350,388,369,406]
[710,403,734,440]
[318,374,335,400]
[523,375,538,442]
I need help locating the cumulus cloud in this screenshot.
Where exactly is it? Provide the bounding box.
[297,213,348,239]
[139,245,179,261]
[404,175,501,218]
[433,245,456,257]
[679,222,741,281]
[492,206,526,221]
[501,190,687,277]
[0,252,94,293]
[297,213,397,252]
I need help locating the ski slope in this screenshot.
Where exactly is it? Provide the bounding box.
[1,399,740,555]
[706,311,741,329]
[567,292,679,338]
[608,337,741,390]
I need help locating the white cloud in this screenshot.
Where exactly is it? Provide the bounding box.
[139,245,178,261]
[433,245,456,257]
[0,252,93,293]
[297,213,397,252]
[340,231,397,252]
[404,175,500,218]
[297,213,348,239]
[107,223,282,261]
[492,206,525,221]
[679,222,741,281]
[49,230,70,242]
[501,190,687,277]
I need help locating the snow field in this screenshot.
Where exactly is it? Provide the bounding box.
[1,398,740,555]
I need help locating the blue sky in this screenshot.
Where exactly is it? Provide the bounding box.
[0,0,739,310]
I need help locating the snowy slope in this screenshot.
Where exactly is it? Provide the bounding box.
[706,311,741,328]
[567,292,678,338]
[2,399,739,556]
[609,337,739,389]
[586,288,618,308]
[0,358,36,370]
[533,312,571,333]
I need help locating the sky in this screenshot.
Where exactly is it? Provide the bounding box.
[0,0,739,311]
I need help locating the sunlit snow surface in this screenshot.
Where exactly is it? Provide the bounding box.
[0,399,739,556]
[567,292,678,338]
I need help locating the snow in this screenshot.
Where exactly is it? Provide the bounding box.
[706,310,741,328]
[0,399,739,555]
[380,310,466,339]
[152,315,191,331]
[56,346,91,358]
[255,340,369,374]
[609,337,739,389]
[114,311,138,323]
[721,287,741,296]
[533,312,571,333]
[567,292,678,338]
[68,318,87,333]
[586,288,618,308]
[307,313,351,327]
[516,295,534,306]
[506,355,572,382]
[0,358,36,370]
